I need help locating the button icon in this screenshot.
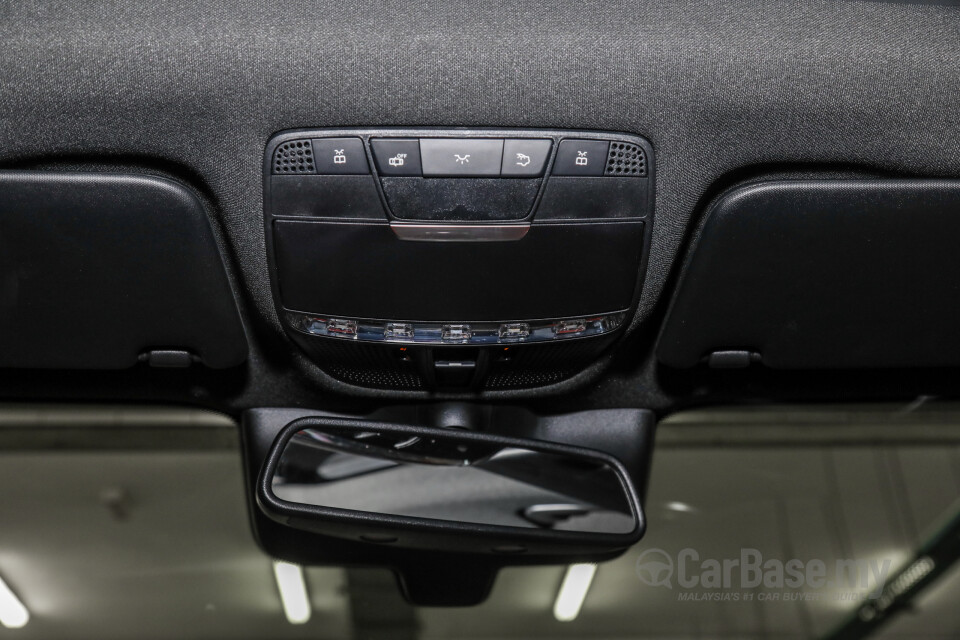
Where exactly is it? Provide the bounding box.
[371,139,422,176]
[500,139,551,176]
[420,139,503,176]
[553,139,609,176]
[311,138,369,175]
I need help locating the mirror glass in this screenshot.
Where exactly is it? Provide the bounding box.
[271,427,636,534]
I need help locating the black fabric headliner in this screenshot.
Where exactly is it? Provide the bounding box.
[1,0,958,409]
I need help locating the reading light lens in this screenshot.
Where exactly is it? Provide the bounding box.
[553,563,597,622]
[0,575,29,629]
[273,561,311,625]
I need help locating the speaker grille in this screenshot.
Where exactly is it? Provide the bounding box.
[298,338,425,390]
[605,142,647,177]
[273,140,316,174]
[483,337,616,390]
[326,363,424,389]
[484,368,580,389]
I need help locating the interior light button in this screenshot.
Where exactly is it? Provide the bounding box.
[553,139,609,176]
[420,139,503,177]
[312,138,369,175]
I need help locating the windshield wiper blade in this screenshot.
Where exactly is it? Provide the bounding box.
[822,505,960,640]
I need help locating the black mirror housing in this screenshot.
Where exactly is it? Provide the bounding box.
[241,405,655,606]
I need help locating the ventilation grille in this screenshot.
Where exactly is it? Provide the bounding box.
[605,142,647,177]
[273,140,316,174]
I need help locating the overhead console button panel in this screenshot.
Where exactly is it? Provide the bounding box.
[264,128,654,391]
[268,131,650,222]
[370,138,554,178]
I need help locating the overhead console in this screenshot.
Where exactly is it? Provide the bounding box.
[264,129,654,390]
[658,179,960,370]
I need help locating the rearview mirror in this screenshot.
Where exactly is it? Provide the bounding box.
[257,417,644,555]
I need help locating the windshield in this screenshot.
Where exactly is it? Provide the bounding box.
[1,403,958,639]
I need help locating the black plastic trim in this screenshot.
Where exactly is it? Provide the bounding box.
[0,171,248,369]
[657,179,960,370]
